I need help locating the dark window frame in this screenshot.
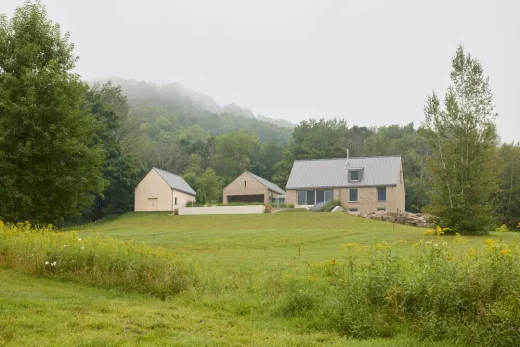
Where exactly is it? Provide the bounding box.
[377,187,387,202]
[349,188,358,202]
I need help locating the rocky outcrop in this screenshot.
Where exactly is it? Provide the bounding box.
[355,211,431,227]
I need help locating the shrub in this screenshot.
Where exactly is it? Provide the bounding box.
[288,203,295,208]
[264,203,273,213]
[174,208,179,215]
[319,200,341,212]
[0,221,192,299]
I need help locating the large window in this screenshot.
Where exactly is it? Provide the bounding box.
[298,191,306,205]
[349,188,358,202]
[316,190,325,204]
[306,190,316,205]
[325,190,334,201]
[296,189,334,205]
[377,187,387,201]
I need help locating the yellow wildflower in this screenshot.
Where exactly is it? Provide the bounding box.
[424,229,434,236]
[485,239,495,247]
[343,242,359,248]
[500,249,511,256]
[375,242,392,250]
[466,248,477,257]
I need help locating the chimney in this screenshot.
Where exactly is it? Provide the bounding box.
[347,148,350,159]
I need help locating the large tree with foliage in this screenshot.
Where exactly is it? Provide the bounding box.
[497,142,520,228]
[423,45,500,234]
[81,82,140,221]
[0,1,105,224]
[212,131,260,183]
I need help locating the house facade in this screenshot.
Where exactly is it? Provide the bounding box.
[223,171,285,204]
[285,156,405,213]
[134,168,196,211]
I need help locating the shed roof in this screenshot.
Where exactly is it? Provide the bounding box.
[246,171,286,195]
[153,168,196,196]
[285,156,402,189]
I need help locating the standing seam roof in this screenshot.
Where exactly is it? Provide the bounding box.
[153,168,197,195]
[285,156,402,189]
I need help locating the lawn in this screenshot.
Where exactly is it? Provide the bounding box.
[76,212,514,270]
[2,212,517,346]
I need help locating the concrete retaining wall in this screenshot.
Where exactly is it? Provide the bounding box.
[178,205,265,215]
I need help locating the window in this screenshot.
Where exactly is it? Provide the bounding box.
[174,197,178,205]
[316,190,325,204]
[298,191,306,205]
[349,208,358,213]
[349,170,360,182]
[377,187,386,201]
[325,190,334,202]
[297,190,334,205]
[400,170,403,183]
[244,181,247,188]
[349,188,358,202]
[306,190,315,205]
[377,207,386,212]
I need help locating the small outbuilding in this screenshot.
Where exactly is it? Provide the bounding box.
[134,168,196,211]
[223,171,285,204]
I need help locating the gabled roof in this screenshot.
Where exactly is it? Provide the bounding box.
[153,168,196,196]
[285,156,402,189]
[246,171,286,195]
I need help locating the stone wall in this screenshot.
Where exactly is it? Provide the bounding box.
[354,210,431,228]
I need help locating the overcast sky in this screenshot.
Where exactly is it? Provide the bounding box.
[2,0,519,142]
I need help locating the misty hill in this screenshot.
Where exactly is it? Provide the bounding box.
[101,78,295,129]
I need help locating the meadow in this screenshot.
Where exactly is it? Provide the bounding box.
[1,212,519,346]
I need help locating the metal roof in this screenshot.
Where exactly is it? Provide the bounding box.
[285,156,402,190]
[153,168,197,196]
[247,171,286,195]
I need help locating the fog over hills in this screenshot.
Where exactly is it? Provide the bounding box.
[96,78,295,129]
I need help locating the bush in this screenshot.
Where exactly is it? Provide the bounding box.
[0,221,192,299]
[288,203,295,208]
[319,200,341,212]
[264,203,273,213]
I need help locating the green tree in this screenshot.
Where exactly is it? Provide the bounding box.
[423,45,500,234]
[213,131,260,183]
[81,82,140,221]
[196,168,220,204]
[497,142,520,227]
[0,1,105,224]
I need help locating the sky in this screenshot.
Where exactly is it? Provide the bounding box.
[1,0,519,142]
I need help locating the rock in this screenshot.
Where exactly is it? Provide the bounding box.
[416,222,430,228]
[332,206,345,213]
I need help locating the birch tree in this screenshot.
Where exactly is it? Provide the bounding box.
[423,45,500,234]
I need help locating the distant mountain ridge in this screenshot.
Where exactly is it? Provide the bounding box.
[94,77,295,128]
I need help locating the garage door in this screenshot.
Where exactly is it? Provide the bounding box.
[227,194,265,203]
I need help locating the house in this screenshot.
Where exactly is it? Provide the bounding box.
[223,171,285,204]
[134,168,196,211]
[285,156,405,213]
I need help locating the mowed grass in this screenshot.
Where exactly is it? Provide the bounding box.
[76,212,516,270]
[0,269,455,347]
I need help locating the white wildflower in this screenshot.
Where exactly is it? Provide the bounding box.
[81,246,85,250]
[45,261,49,265]
[78,238,82,241]
[63,245,67,247]
[51,261,57,267]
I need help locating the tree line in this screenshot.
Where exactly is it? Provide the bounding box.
[0,2,518,233]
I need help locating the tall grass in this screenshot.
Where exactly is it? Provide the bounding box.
[278,234,520,346]
[0,221,192,299]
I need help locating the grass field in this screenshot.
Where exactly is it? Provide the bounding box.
[75,212,514,270]
[0,269,456,346]
[2,212,518,346]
